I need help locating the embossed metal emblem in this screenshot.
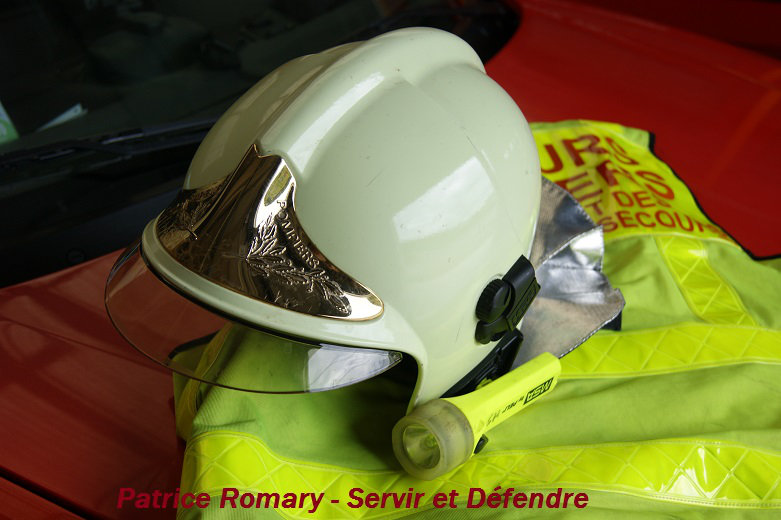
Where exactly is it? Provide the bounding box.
[155,145,383,320]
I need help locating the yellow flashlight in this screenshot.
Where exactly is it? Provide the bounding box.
[392,352,561,480]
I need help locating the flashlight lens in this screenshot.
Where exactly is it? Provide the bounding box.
[402,424,441,469]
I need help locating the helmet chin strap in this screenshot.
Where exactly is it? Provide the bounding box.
[441,329,524,399]
[442,254,540,398]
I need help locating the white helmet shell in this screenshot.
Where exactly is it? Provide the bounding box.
[117,27,540,408]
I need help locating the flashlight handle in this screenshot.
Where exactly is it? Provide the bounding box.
[445,352,561,449]
[392,353,561,480]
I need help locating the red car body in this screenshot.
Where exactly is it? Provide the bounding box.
[1,0,779,517]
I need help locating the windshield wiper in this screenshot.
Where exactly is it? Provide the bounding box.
[0,118,215,199]
[1,117,216,165]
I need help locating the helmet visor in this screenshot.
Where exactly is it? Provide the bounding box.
[105,242,402,393]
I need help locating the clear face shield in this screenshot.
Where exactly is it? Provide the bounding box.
[105,242,402,394]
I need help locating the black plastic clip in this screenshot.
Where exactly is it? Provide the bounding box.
[475,255,539,344]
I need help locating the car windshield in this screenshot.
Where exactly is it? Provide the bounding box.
[0,0,514,152]
[0,0,518,287]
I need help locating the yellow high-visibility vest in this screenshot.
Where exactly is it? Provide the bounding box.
[173,121,781,519]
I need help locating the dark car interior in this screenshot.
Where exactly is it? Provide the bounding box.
[0,0,519,287]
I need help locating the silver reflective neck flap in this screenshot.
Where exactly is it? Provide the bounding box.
[516,178,625,366]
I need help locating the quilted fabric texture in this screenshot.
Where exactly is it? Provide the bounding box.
[561,325,781,378]
[656,236,756,326]
[181,433,781,519]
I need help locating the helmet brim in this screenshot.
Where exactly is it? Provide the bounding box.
[105,241,402,393]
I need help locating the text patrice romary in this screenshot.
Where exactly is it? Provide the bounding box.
[117,487,589,512]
